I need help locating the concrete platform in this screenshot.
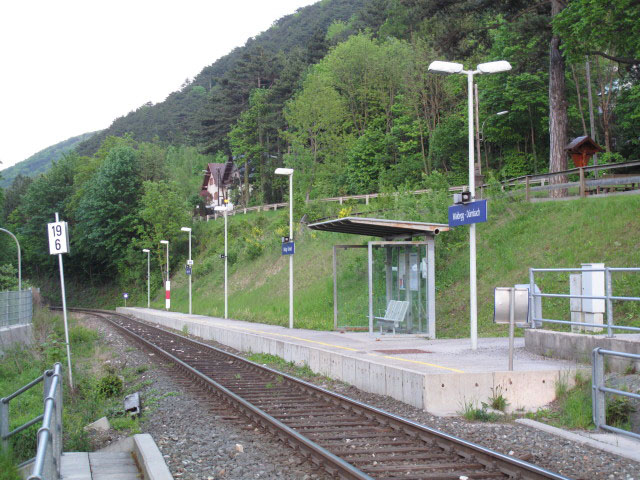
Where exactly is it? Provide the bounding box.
[118,308,588,416]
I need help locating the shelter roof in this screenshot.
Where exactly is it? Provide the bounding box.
[307,217,449,239]
[565,135,603,153]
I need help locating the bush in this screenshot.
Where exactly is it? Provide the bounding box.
[96,374,123,398]
[607,394,636,429]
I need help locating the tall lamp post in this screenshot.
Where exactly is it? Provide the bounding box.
[481,110,509,168]
[274,167,294,329]
[428,60,511,350]
[0,228,21,291]
[160,240,170,310]
[181,227,192,315]
[142,249,150,308]
[214,202,232,319]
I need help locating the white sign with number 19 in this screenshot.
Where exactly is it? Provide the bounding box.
[48,221,70,255]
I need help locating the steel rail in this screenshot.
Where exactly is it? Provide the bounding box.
[69,308,570,480]
[79,309,371,480]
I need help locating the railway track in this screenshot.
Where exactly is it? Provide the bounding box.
[71,308,571,480]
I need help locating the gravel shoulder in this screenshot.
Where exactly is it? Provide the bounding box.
[79,314,639,480]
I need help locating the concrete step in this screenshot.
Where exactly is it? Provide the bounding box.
[61,452,140,480]
[61,434,173,480]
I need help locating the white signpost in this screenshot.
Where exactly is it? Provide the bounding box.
[48,213,73,389]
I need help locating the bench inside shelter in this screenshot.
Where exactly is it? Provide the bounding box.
[375,300,410,334]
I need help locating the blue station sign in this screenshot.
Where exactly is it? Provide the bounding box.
[448,199,488,227]
[282,241,295,255]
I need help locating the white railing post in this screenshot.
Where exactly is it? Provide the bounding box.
[529,268,536,328]
[592,348,606,429]
[605,267,614,338]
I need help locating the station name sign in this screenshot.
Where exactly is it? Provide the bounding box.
[281,241,295,255]
[448,199,488,227]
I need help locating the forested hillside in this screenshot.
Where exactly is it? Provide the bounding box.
[1,0,639,306]
[0,131,96,188]
[74,0,367,159]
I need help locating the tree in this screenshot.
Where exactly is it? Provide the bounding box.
[2,174,33,221]
[75,146,142,277]
[548,0,568,196]
[553,0,640,67]
[284,68,351,200]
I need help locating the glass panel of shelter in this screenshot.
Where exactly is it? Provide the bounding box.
[373,244,428,334]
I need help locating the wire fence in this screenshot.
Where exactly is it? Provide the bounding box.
[0,289,33,328]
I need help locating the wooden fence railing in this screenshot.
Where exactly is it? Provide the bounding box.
[496,160,640,202]
[200,160,640,219]
[202,189,432,220]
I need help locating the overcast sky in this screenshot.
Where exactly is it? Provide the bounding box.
[0,0,317,171]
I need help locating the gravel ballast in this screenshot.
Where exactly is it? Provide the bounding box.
[81,314,639,480]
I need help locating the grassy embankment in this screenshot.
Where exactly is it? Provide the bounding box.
[0,309,158,479]
[127,191,639,337]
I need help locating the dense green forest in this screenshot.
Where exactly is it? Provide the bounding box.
[1,0,639,299]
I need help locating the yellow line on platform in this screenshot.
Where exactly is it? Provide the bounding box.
[186,318,463,373]
[215,323,359,352]
[379,355,465,373]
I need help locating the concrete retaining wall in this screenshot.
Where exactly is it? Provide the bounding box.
[0,323,33,354]
[119,309,580,415]
[525,329,640,373]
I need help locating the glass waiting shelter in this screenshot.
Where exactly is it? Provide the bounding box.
[307,217,449,337]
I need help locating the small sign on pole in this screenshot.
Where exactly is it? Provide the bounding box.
[48,213,73,389]
[185,265,192,276]
[282,241,295,256]
[48,221,70,254]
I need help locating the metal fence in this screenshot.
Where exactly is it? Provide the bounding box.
[1,363,63,480]
[0,288,33,328]
[592,348,640,440]
[529,267,640,337]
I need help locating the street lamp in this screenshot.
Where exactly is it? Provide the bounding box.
[142,249,150,308]
[274,167,294,329]
[428,59,511,350]
[214,203,232,319]
[0,228,21,291]
[181,227,192,315]
[160,240,170,310]
[480,110,509,170]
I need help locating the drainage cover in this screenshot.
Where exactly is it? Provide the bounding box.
[373,349,432,355]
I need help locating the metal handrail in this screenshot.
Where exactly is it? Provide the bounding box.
[592,348,640,441]
[0,363,63,480]
[529,267,640,336]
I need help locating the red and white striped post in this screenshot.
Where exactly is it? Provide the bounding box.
[160,240,170,310]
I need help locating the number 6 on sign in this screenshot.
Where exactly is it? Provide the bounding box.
[48,221,70,255]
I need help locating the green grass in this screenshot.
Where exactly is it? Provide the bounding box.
[247,353,325,381]
[528,373,636,431]
[459,400,503,422]
[129,192,640,337]
[0,308,153,472]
